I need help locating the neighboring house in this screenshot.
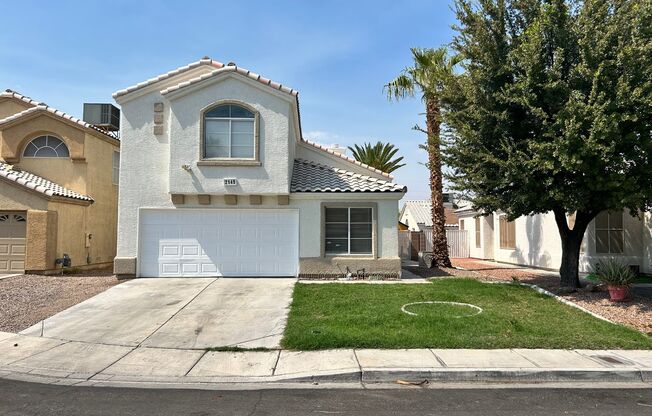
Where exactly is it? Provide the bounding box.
[112,57,406,278]
[0,90,120,273]
[399,198,459,232]
[456,205,652,274]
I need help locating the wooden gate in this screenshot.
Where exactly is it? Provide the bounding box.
[399,229,470,260]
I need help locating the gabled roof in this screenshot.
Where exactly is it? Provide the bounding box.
[0,162,93,203]
[0,90,118,142]
[0,89,40,108]
[291,159,406,193]
[113,57,298,99]
[299,139,393,179]
[401,200,459,226]
[161,63,298,97]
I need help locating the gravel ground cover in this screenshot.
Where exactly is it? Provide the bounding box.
[407,258,652,335]
[0,269,125,333]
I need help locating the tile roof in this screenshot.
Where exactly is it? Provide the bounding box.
[300,139,393,179]
[0,89,40,107]
[0,90,117,141]
[0,162,93,203]
[291,159,406,193]
[161,63,298,97]
[113,57,298,99]
[402,200,459,226]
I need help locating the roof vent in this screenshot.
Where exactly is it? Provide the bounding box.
[227,62,237,67]
[83,103,120,131]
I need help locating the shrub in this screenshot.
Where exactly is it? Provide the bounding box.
[592,259,636,286]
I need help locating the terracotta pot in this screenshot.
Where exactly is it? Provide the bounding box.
[607,285,630,302]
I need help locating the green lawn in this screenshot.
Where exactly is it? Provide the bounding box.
[282,279,652,350]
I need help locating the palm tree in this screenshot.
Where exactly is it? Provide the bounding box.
[348,141,405,173]
[385,47,459,268]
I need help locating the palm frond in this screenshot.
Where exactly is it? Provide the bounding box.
[348,141,405,173]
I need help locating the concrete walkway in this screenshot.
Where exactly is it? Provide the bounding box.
[1,331,650,389]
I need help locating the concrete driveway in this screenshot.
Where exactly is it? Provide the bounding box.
[20,278,295,349]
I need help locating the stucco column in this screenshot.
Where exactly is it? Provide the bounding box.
[25,210,58,272]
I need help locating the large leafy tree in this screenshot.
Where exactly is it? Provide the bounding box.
[442,0,652,289]
[386,47,460,267]
[348,141,406,173]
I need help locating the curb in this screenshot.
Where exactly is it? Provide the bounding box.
[2,366,651,389]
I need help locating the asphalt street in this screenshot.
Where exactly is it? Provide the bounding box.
[1,379,652,415]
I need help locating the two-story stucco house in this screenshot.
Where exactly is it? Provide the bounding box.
[0,89,120,273]
[113,58,406,278]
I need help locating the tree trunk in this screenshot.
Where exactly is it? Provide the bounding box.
[425,96,451,268]
[553,208,595,290]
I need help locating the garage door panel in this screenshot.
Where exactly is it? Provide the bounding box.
[139,209,298,277]
[0,212,27,273]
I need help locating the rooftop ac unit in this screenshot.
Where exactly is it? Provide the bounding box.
[83,103,120,131]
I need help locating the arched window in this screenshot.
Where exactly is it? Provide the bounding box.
[23,135,70,158]
[203,104,256,159]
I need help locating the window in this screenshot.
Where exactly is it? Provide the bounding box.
[499,215,516,249]
[325,207,373,255]
[459,220,465,230]
[203,104,256,159]
[475,217,481,248]
[595,211,623,254]
[112,151,120,185]
[23,135,69,158]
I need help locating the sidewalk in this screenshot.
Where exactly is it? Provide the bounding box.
[1,331,651,389]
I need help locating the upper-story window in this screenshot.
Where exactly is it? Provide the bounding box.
[23,135,70,158]
[203,104,256,159]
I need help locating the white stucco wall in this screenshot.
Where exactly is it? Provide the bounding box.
[114,68,404,266]
[399,208,421,232]
[167,75,293,195]
[491,211,646,272]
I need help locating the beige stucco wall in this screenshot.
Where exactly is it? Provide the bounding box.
[0,113,86,163]
[24,210,57,271]
[0,112,119,271]
[0,98,33,120]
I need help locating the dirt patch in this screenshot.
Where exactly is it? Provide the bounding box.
[406,258,652,335]
[0,268,126,333]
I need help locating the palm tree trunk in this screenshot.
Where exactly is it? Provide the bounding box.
[425,96,452,268]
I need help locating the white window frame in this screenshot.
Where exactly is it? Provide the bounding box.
[23,135,70,158]
[200,102,260,165]
[324,206,374,256]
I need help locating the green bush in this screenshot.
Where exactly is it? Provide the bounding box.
[592,259,636,286]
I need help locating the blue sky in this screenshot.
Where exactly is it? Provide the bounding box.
[0,0,457,201]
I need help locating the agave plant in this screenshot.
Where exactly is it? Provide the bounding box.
[347,141,405,173]
[592,259,636,286]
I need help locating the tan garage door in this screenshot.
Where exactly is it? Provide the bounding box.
[0,212,26,273]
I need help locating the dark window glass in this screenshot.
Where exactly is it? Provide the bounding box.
[325,208,348,223]
[325,239,348,254]
[350,239,372,254]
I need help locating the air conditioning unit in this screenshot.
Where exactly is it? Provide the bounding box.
[83,103,120,131]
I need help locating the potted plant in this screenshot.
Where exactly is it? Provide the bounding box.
[592,259,635,302]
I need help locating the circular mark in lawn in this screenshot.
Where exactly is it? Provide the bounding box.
[401,301,483,318]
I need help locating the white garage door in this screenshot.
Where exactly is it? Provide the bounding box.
[139,209,299,277]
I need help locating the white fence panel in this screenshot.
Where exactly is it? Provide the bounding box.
[446,229,469,258]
